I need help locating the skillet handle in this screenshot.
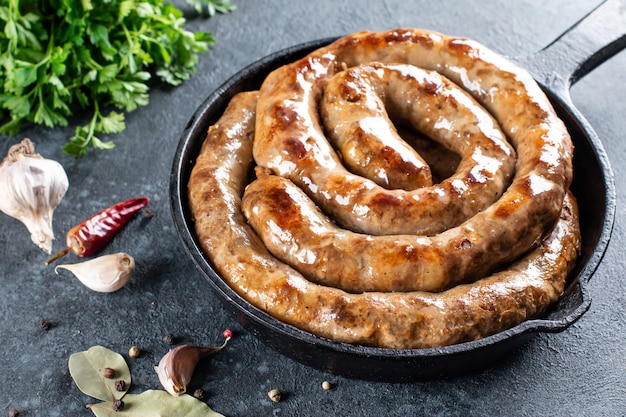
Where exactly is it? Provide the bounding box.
[518,0,626,94]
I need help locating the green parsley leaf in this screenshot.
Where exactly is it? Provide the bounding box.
[187,0,236,16]
[0,0,235,158]
[97,111,125,134]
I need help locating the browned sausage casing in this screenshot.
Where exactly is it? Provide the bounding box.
[188,89,581,349]
[242,173,525,293]
[320,62,514,193]
[254,29,573,241]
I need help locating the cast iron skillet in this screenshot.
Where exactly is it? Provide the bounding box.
[171,0,623,381]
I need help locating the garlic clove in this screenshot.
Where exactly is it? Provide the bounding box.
[54,252,135,292]
[0,138,69,254]
[155,341,229,396]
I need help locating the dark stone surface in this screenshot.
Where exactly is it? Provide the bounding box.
[1,0,624,415]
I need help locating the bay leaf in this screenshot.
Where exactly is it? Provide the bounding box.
[86,390,225,417]
[68,345,131,401]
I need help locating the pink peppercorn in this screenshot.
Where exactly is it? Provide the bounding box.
[223,329,233,340]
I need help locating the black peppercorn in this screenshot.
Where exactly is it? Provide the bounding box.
[115,379,126,391]
[193,388,205,399]
[162,333,176,345]
[143,207,154,219]
[39,318,53,331]
[112,399,124,411]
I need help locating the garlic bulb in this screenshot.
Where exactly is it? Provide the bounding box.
[0,138,69,254]
[155,340,229,396]
[54,252,135,292]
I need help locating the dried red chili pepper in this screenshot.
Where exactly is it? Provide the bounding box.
[44,197,149,265]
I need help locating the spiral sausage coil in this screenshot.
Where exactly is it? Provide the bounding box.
[188,29,581,349]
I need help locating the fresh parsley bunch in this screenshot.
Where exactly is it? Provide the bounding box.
[0,0,234,157]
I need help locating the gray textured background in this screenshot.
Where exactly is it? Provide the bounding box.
[1,0,625,415]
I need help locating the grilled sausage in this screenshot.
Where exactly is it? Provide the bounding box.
[242,172,530,293]
[254,29,573,242]
[320,63,434,190]
[188,90,581,349]
[321,62,514,194]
